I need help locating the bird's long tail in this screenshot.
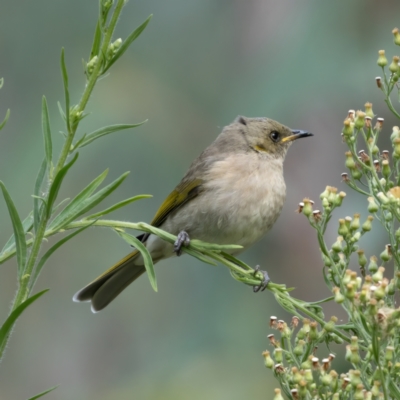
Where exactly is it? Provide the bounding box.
[73,250,145,312]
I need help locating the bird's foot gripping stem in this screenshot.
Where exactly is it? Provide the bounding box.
[252,265,270,292]
[174,230,191,256]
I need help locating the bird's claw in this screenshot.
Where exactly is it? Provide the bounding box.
[252,265,270,292]
[174,230,190,256]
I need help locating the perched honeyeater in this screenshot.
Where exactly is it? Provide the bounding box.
[74,116,313,312]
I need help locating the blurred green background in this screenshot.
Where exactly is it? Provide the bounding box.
[1,1,400,399]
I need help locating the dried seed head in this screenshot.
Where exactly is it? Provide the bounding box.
[376,117,384,130]
[313,210,322,222]
[267,334,277,346]
[312,357,320,369]
[382,150,390,160]
[270,316,277,328]
[291,316,300,328]
[274,364,285,373]
[376,76,382,89]
[297,202,304,213]
[322,358,330,371]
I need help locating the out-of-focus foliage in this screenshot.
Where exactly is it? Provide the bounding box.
[1,1,400,399]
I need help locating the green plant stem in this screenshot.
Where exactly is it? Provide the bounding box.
[12,218,48,308]
[53,0,125,176]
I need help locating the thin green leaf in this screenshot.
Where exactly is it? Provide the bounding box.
[51,172,129,229]
[31,223,95,289]
[117,231,157,292]
[103,15,153,74]
[184,248,218,266]
[90,20,102,59]
[0,109,10,131]
[0,290,48,350]
[49,169,108,230]
[220,251,253,271]
[84,194,151,220]
[0,181,27,278]
[41,96,53,169]
[27,386,58,400]
[1,212,33,255]
[190,239,242,251]
[52,197,71,215]
[46,153,79,218]
[77,122,147,149]
[57,101,66,121]
[71,133,87,152]
[60,48,70,133]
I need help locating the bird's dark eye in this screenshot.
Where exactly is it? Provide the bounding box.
[270,131,280,142]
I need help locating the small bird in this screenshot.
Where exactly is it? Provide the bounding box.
[74,116,312,312]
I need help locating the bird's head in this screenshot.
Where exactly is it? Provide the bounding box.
[233,116,313,159]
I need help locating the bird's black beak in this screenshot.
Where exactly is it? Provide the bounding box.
[281,130,313,143]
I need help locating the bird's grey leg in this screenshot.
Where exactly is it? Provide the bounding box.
[174,230,190,256]
[252,265,270,292]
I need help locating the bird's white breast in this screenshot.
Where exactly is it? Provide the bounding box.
[167,152,287,251]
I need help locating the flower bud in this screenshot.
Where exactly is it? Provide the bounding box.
[273,388,284,400]
[322,197,330,210]
[389,56,400,73]
[336,191,346,206]
[321,372,332,386]
[393,28,400,45]
[362,215,374,232]
[324,316,337,333]
[333,287,345,303]
[293,340,305,356]
[262,350,274,368]
[368,256,378,274]
[393,138,400,158]
[364,102,374,118]
[332,236,343,253]
[274,347,283,363]
[357,249,367,268]
[338,219,349,237]
[350,213,360,231]
[342,118,354,137]
[354,111,365,129]
[388,279,396,295]
[309,321,319,341]
[377,192,389,205]
[86,55,99,75]
[372,380,382,397]
[354,384,364,400]
[302,198,313,217]
[350,231,361,244]
[385,346,394,362]
[384,211,393,221]
[304,368,314,382]
[351,168,362,180]
[381,160,391,180]
[372,266,385,283]
[367,197,379,213]
[345,151,356,169]
[380,244,392,262]
[391,126,400,142]
[377,50,388,67]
